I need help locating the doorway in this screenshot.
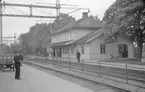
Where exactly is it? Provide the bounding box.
[118,44,128,58]
[57,48,62,57]
[53,48,55,57]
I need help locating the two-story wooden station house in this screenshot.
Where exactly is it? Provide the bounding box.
[50,12,134,60]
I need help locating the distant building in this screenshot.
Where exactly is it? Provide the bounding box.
[49,12,134,60]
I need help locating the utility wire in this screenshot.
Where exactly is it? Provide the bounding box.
[9,7,29,15]
[63,0,71,5]
[33,8,51,15]
[66,8,81,14]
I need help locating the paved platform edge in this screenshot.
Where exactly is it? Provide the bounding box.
[23,61,145,92]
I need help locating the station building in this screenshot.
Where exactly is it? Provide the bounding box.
[49,12,134,60]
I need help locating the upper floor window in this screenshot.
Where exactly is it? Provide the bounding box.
[65,34,67,41]
[62,35,65,41]
[68,33,71,40]
[59,35,61,42]
[60,35,63,42]
[71,32,74,39]
[54,36,56,42]
[100,44,106,54]
[57,36,60,42]
[70,32,73,39]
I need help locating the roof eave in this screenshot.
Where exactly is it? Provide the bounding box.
[86,33,102,43]
[51,27,102,36]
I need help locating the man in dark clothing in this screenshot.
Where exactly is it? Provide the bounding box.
[14,51,21,80]
[19,53,23,61]
[76,50,81,63]
[19,53,23,66]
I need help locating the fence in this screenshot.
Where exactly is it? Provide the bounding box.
[24,56,145,88]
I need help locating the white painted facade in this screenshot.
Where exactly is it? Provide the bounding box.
[51,29,93,43]
[51,28,94,59]
[89,36,134,60]
[51,28,134,60]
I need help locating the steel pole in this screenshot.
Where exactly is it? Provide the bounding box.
[0,0,3,54]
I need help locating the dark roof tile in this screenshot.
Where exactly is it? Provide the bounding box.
[70,28,107,44]
[51,17,104,35]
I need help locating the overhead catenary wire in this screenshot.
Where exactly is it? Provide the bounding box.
[7,5,54,16]
[63,0,72,5]
[8,7,29,15]
[36,4,54,24]
[0,1,89,18]
[33,8,51,15]
[36,0,79,16]
[35,0,89,18]
[66,8,81,14]
[36,2,77,7]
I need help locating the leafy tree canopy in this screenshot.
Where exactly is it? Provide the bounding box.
[19,13,75,54]
[103,0,145,60]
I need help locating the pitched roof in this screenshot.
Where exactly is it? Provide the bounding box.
[67,28,107,44]
[69,28,134,45]
[50,40,73,47]
[74,17,104,28]
[51,17,104,36]
[51,21,76,36]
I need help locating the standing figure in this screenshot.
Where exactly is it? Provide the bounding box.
[19,53,23,61]
[76,50,81,63]
[19,53,23,66]
[14,51,21,80]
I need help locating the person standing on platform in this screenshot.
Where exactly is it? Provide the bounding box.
[14,51,21,80]
[19,53,23,66]
[76,50,81,63]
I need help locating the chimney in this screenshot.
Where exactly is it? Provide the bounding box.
[82,12,88,19]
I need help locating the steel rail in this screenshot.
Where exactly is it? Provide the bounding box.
[23,61,131,92]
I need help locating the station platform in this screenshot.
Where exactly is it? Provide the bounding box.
[0,65,93,92]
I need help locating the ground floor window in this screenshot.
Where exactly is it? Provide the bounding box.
[100,44,106,54]
[52,48,56,57]
[63,47,69,54]
[81,44,84,54]
[71,45,75,54]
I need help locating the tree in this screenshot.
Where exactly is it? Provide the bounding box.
[103,0,145,61]
[1,44,11,54]
[10,42,21,54]
[19,33,32,54]
[52,13,75,31]
[19,13,75,55]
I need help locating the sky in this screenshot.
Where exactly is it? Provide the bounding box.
[2,0,116,38]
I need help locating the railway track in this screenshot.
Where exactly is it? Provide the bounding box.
[23,60,132,92]
[25,58,145,82]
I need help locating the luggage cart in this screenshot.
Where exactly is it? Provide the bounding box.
[0,55,14,72]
